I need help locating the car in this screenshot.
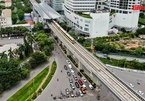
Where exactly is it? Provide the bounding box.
[80,87,86,94]
[65,88,70,95]
[78,79,83,85]
[129,83,134,88]
[70,69,75,75]
[70,90,74,97]
[76,91,80,97]
[75,82,80,88]
[70,83,75,90]
[82,84,87,89]
[89,84,94,90]
[82,77,87,82]
[69,78,73,83]
[66,60,71,64]
[67,72,71,76]
[77,72,82,77]
[64,65,68,70]
[73,75,78,81]
[68,64,72,69]
[79,90,83,97]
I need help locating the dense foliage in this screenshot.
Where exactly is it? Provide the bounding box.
[0,57,29,94]
[0,26,28,37]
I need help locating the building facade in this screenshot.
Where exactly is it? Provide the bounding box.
[63,0,141,38]
[106,0,140,31]
[64,0,110,38]
[0,9,12,28]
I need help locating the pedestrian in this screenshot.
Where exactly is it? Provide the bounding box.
[61,70,62,72]
[57,78,59,81]
[51,94,53,96]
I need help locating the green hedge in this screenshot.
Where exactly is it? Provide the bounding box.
[42,61,57,89]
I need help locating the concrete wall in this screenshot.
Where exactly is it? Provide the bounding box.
[114,11,139,28]
[64,6,109,38]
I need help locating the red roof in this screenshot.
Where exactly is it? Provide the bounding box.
[6,0,11,2]
[25,19,34,25]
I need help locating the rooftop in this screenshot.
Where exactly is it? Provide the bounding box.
[6,0,11,2]
[2,9,11,17]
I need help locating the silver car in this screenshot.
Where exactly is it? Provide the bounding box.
[70,83,75,90]
[65,88,70,95]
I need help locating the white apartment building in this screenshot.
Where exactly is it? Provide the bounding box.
[0,9,12,28]
[64,0,109,38]
[64,0,96,12]
[5,0,12,7]
[63,0,141,38]
[106,0,140,31]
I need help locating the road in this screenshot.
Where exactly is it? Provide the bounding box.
[47,22,143,101]
[36,43,118,101]
[108,67,145,98]
[0,51,54,101]
[96,52,145,63]
[0,38,23,54]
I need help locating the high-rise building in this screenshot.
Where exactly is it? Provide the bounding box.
[63,0,141,38]
[64,0,96,12]
[106,0,140,31]
[63,0,110,38]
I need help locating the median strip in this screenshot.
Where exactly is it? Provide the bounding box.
[7,61,57,101]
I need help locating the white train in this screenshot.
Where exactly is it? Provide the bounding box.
[52,20,75,44]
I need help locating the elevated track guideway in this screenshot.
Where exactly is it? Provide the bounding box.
[47,21,144,101]
[29,0,144,100]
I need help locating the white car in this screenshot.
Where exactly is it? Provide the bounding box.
[66,60,71,64]
[138,90,144,95]
[82,84,87,90]
[70,69,75,74]
[129,83,134,88]
[68,64,72,69]
[79,90,83,97]
[82,77,87,82]
[89,84,94,90]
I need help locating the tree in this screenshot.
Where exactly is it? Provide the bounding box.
[31,52,47,64]
[69,31,78,40]
[121,28,126,33]
[139,13,144,18]
[32,22,43,32]
[18,44,25,59]
[8,48,14,59]
[135,47,143,56]
[17,9,24,20]
[20,68,30,79]
[22,62,31,70]
[0,51,7,59]
[29,52,47,68]
[78,36,85,44]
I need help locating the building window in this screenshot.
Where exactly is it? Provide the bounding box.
[84,28,89,31]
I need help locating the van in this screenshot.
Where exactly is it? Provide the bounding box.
[68,64,72,69]
[89,84,94,90]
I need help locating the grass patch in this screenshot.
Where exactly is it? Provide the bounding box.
[7,66,49,101]
[94,54,145,71]
[42,61,57,89]
[78,14,92,18]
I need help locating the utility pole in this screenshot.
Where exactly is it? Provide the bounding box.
[91,38,94,53]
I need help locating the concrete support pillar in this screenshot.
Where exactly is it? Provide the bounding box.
[78,61,83,69]
[90,72,94,78]
[66,48,71,56]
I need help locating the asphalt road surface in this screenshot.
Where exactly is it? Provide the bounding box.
[36,44,119,101]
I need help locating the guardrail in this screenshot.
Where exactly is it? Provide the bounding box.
[106,67,145,101]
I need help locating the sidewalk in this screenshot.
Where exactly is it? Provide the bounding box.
[96,53,145,63]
